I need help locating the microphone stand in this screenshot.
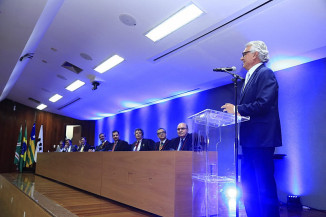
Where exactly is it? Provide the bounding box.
[222,69,244,217]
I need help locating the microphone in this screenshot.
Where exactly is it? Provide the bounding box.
[213,66,244,80]
[213,66,236,72]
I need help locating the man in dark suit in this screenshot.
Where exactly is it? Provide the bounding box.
[131,128,155,151]
[222,41,281,217]
[154,128,171,151]
[108,130,130,151]
[77,137,93,152]
[170,123,192,151]
[94,133,110,152]
[62,139,78,152]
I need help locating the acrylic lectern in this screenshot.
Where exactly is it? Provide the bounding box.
[189,109,249,217]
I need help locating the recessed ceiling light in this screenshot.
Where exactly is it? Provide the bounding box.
[145,3,204,42]
[65,80,85,91]
[49,94,63,102]
[37,104,47,110]
[94,55,124,73]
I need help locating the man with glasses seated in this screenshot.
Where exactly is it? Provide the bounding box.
[154,128,172,151]
[170,122,192,151]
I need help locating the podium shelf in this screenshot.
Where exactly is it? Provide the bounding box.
[188,109,249,127]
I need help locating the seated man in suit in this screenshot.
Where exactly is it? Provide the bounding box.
[62,139,78,152]
[154,128,172,151]
[108,130,130,151]
[170,123,192,151]
[131,128,155,151]
[77,137,94,152]
[55,140,64,152]
[94,133,110,152]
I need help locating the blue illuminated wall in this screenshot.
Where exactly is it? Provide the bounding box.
[275,57,326,210]
[95,84,235,145]
[95,57,326,210]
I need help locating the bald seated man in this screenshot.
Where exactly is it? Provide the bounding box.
[170,123,192,151]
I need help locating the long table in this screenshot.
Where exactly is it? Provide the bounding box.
[35,151,192,217]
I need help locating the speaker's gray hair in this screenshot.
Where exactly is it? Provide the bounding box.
[246,41,269,63]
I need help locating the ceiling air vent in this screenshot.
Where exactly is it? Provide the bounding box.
[57,98,81,110]
[61,61,83,74]
[28,97,41,104]
[57,74,67,80]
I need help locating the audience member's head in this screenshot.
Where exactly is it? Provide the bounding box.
[65,139,72,148]
[112,130,120,142]
[157,128,167,141]
[99,133,106,142]
[177,123,188,139]
[80,137,87,145]
[134,128,144,141]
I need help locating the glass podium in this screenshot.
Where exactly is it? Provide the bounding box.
[189,109,249,217]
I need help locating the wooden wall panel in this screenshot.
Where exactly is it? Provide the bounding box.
[0,99,95,173]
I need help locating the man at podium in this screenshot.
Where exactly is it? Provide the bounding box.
[222,41,282,217]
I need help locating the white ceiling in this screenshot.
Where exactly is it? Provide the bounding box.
[1,0,326,120]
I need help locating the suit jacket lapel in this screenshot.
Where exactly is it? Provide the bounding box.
[240,64,264,103]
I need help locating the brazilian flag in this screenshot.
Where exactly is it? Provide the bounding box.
[19,125,27,172]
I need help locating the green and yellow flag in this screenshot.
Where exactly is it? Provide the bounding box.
[26,123,36,168]
[19,125,28,172]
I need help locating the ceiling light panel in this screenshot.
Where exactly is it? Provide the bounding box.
[94,55,125,73]
[145,3,204,42]
[37,104,47,110]
[65,80,85,92]
[49,94,63,102]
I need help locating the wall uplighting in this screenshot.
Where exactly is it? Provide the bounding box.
[268,56,311,72]
[98,113,115,117]
[36,104,47,110]
[49,94,63,102]
[65,80,85,92]
[94,55,124,73]
[287,195,302,208]
[145,3,204,42]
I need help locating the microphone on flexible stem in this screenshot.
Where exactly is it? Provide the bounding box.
[213,66,244,80]
[213,66,236,72]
